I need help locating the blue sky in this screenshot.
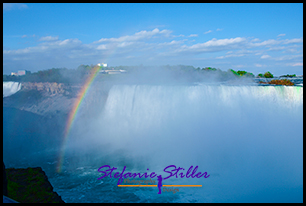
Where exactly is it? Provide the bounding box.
[3,3,303,75]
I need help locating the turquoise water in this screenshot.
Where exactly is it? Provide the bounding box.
[3,85,303,203]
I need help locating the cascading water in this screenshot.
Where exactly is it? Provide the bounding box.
[59,84,302,203]
[3,83,303,203]
[3,81,21,97]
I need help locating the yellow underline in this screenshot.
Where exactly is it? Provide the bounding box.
[118,185,157,187]
[118,185,202,187]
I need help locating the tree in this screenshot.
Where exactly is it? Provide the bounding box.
[229,69,239,76]
[203,67,217,71]
[264,71,274,78]
[237,70,247,76]
[257,73,264,78]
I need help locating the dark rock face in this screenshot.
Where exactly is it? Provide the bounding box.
[3,162,8,196]
[5,167,65,203]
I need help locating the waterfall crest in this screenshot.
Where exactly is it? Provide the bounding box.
[3,81,21,98]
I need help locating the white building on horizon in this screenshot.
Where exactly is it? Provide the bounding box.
[10,70,31,76]
[97,63,107,67]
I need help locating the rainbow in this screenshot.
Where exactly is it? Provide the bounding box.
[56,66,101,173]
[56,31,126,172]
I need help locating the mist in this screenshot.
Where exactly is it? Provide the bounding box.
[3,66,303,202]
[61,68,302,202]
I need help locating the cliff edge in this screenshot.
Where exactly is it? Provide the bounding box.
[3,82,78,116]
[3,82,108,118]
[5,166,65,203]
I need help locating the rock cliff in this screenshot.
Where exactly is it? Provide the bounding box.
[5,166,65,203]
[3,82,76,116]
[3,81,109,118]
[21,82,66,95]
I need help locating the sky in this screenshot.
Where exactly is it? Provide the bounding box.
[3,3,303,76]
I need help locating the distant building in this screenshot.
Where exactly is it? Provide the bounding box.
[97,63,107,67]
[17,70,31,76]
[11,72,18,76]
[17,70,26,76]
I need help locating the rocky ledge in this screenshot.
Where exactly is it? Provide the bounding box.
[3,82,79,116]
[5,167,65,203]
[3,81,109,119]
[21,82,67,95]
[259,79,295,86]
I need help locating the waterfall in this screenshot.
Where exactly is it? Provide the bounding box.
[55,84,303,202]
[79,84,302,201]
[3,81,21,98]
